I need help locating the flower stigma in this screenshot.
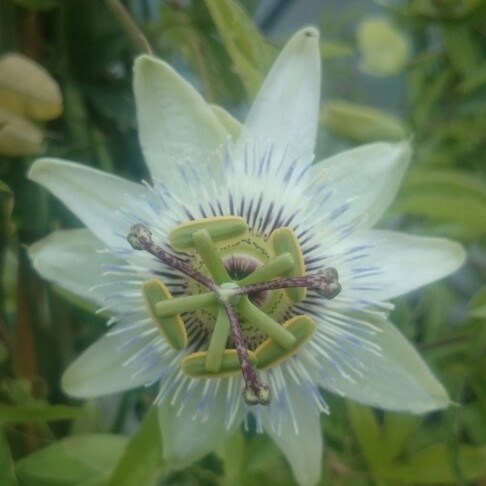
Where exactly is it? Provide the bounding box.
[127,217,342,406]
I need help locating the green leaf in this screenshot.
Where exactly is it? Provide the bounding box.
[396,169,486,235]
[215,429,245,485]
[469,286,486,319]
[441,24,481,77]
[16,434,128,486]
[347,402,387,476]
[107,407,164,486]
[459,63,486,94]
[203,0,274,97]
[382,413,421,462]
[320,41,354,59]
[9,0,61,10]
[161,5,244,104]
[0,180,14,237]
[410,67,453,129]
[0,428,18,486]
[321,100,408,143]
[385,444,486,483]
[0,403,81,424]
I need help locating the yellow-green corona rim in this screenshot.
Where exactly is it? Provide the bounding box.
[142,279,187,351]
[169,216,248,251]
[182,349,258,378]
[270,227,306,303]
[255,315,316,369]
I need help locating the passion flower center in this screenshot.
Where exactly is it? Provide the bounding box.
[127,217,341,406]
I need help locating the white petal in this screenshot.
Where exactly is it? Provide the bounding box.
[134,55,227,188]
[210,104,242,140]
[29,229,121,306]
[158,379,243,467]
[338,230,466,300]
[29,158,150,248]
[307,142,411,229]
[238,27,321,168]
[312,316,449,413]
[260,371,323,486]
[62,323,164,398]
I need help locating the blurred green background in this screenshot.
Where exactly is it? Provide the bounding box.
[1,0,486,484]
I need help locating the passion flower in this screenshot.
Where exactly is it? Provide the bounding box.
[29,28,465,486]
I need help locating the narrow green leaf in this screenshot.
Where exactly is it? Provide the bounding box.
[320,41,354,59]
[0,428,18,486]
[16,434,128,485]
[9,0,61,10]
[469,286,486,319]
[321,100,408,142]
[385,444,486,483]
[411,68,453,128]
[347,402,387,475]
[161,6,244,104]
[396,169,486,234]
[0,180,14,237]
[203,0,274,97]
[441,24,481,76]
[107,407,165,486]
[460,403,486,445]
[382,413,421,462]
[215,429,245,485]
[0,403,81,424]
[459,63,486,94]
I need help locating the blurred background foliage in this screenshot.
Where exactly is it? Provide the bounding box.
[0,0,485,484]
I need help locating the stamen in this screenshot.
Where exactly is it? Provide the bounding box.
[142,279,187,350]
[270,227,306,302]
[155,292,218,317]
[236,252,295,286]
[192,229,231,284]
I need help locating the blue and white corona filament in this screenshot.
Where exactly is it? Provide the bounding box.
[28,28,465,486]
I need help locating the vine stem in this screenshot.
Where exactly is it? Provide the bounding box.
[105,0,154,55]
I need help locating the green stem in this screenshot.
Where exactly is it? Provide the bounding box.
[105,0,154,54]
